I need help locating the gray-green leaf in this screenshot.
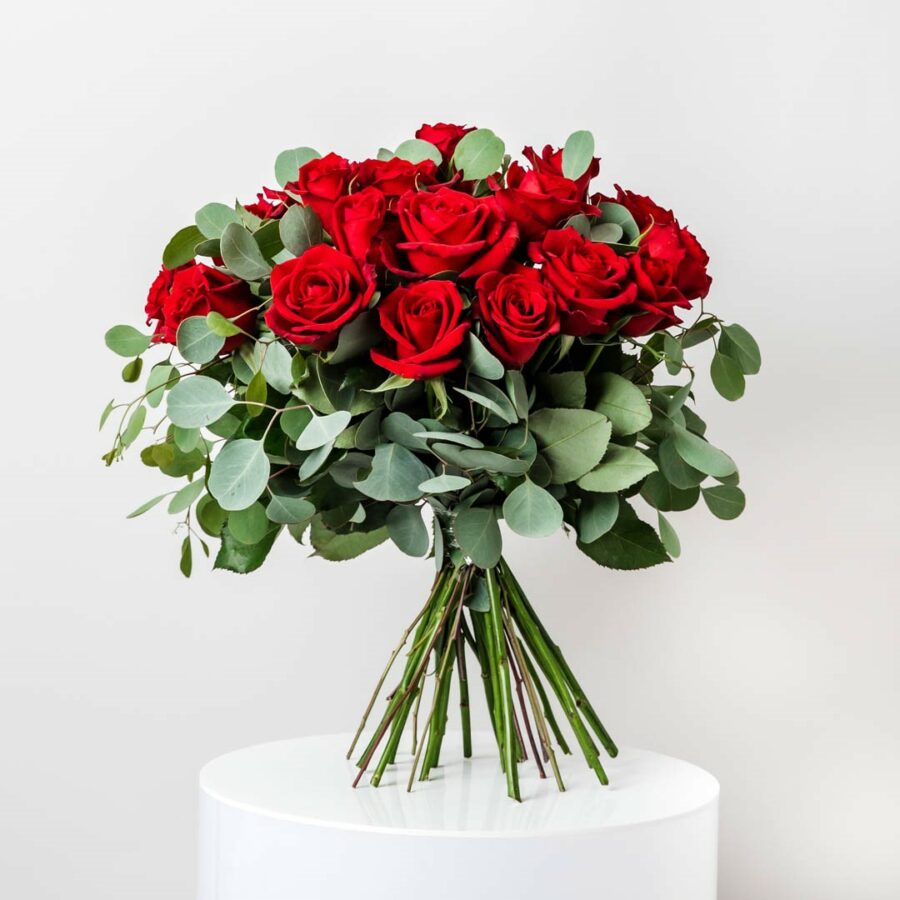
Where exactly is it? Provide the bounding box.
[220,223,271,281]
[354,443,433,502]
[167,376,234,428]
[672,426,737,478]
[208,439,269,511]
[274,147,320,187]
[452,128,505,180]
[502,479,563,538]
[296,410,352,451]
[387,505,430,557]
[105,325,151,358]
[195,202,241,239]
[529,408,611,483]
[593,372,652,436]
[176,316,225,364]
[279,204,323,257]
[702,484,746,520]
[561,130,595,181]
[577,445,657,492]
[454,506,502,568]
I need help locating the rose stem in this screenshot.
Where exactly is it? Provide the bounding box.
[456,625,472,759]
[486,568,521,802]
[469,604,502,751]
[522,650,571,755]
[505,627,544,778]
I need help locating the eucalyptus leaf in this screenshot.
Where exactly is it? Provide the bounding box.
[466,333,504,380]
[176,316,225,364]
[309,519,388,561]
[672,426,737,478]
[261,340,294,393]
[711,352,746,401]
[126,493,168,519]
[121,405,146,447]
[167,478,205,514]
[387,504,430,557]
[266,494,315,525]
[355,443,432,502]
[529,408,611,483]
[561,130,595,180]
[593,372,652,436]
[274,147,320,187]
[452,128,505,180]
[208,439,269,511]
[296,411,352,450]
[220,222,271,281]
[454,506,502,568]
[502,479,563,538]
[162,225,203,269]
[279,204,323,257]
[454,385,516,424]
[657,512,681,558]
[145,364,174,408]
[658,436,705,488]
[167,376,233,428]
[105,325,151,358]
[702,484,746,520]
[418,473,472,493]
[195,202,240,239]
[229,502,270,544]
[577,445,657,492]
[298,441,334,480]
[395,138,442,166]
[576,493,619,543]
[719,324,761,375]
[206,311,243,337]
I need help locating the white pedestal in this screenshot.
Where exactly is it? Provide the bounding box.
[198,733,719,900]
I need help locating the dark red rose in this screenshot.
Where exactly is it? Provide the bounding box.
[385,187,519,279]
[354,158,438,204]
[370,280,470,379]
[284,153,354,234]
[331,187,387,265]
[474,267,560,369]
[604,187,711,336]
[492,160,598,241]
[266,245,375,350]
[244,187,288,220]
[523,144,599,200]
[415,122,475,161]
[530,228,636,336]
[145,262,255,350]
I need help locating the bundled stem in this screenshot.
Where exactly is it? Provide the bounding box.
[348,557,617,801]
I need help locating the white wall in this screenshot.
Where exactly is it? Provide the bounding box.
[1,1,897,897]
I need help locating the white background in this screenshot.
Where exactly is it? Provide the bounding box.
[1,1,898,897]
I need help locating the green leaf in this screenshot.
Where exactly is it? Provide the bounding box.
[595,202,640,243]
[576,493,619,543]
[672,426,737,478]
[266,494,315,525]
[173,426,201,453]
[657,436,705,488]
[105,324,151,358]
[176,316,225,364]
[309,519,388,561]
[244,369,267,417]
[529,408,612,483]
[539,371,586,409]
[387,504,430,557]
[253,218,283,260]
[415,431,484,449]
[167,479,205,514]
[364,373,414,393]
[466,576,491,612]
[208,439,269,511]
[711,352,745,401]
[578,503,670,570]
[682,320,719,349]
[121,405,146,447]
[206,311,242,338]
[220,222,271,281]
[452,128,505,180]
[663,333,683,376]
[197,495,227,536]
[382,412,429,451]
[355,443,432,502]
[296,410,352,450]
[195,202,241,239]
[260,341,294,394]
[702,484,746,520]
[298,440,334,480]
[121,357,143,383]
[430,443,531,476]
[505,369,530,418]
[593,372,652,436]
[180,536,193,578]
[502,479,563,538]
[454,507,502,568]
[229,502,270,544]
[590,222,623,243]
[99,399,116,431]
[279,204,323,257]
[395,138,442,166]
[215,525,279,573]
[162,225,203,269]
[466,333,504,380]
[719,323,761,375]
[577,445,657,492]
[167,376,234,428]
[418,473,472,493]
[324,310,379,365]
[562,130,595,181]
[640,472,700,512]
[145,364,174,408]
[274,147,320,187]
[280,406,313,441]
[454,386,516,424]
[126,493,168,519]
[657,512,681,558]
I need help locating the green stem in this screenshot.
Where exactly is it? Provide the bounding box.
[456,627,472,759]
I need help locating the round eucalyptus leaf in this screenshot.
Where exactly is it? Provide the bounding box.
[195,202,241,239]
[279,204,323,257]
[162,225,203,269]
[529,408,612,483]
[274,147,320,187]
[658,437,705,488]
[261,340,294,394]
[502,479,563,538]
[296,411,352,451]
[702,484,746,520]
[266,494,315,525]
[220,223,271,281]
[719,324,761,375]
[386,504,430,557]
[593,372,652,436]
[229,502,270,544]
[206,311,242,338]
[145,364,174,409]
[451,128,505,180]
[672,426,737,478]
[418,473,472,493]
[176,316,225,364]
[105,325,151,358]
[710,352,745,401]
[208,439,269,511]
[355,443,433,502]
[395,138,442,166]
[578,445,657,493]
[454,506,502,569]
[167,376,234,428]
[562,130,595,181]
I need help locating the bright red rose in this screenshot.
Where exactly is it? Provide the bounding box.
[604,187,712,336]
[385,187,519,279]
[492,160,598,241]
[284,153,354,234]
[530,229,636,336]
[415,122,475,161]
[474,267,560,369]
[244,187,288,220]
[145,262,255,350]
[354,158,438,204]
[370,280,470,379]
[331,187,387,265]
[523,144,599,200]
[266,245,375,350]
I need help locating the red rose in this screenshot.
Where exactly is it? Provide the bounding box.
[385,187,519,279]
[523,144,599,201]
[605,187,711,336]
[331,187,387,264]
[266,245,375,350]
[244,187,288,220]
[415,122,475,161]
[284,152,354,234]
[474,267,560,369]
[370,280,470,379]
[530,229,636,336]
[492,160,598,241]
[145,262,255,350]
[354,158,438,204]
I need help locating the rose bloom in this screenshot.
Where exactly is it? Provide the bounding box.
[370,280,470,379]
[474,267,560,369]
[385,187,519,279]
[145,262,255,350]
[522,144,599,201]
[415,122,475,161]
[284,152,354,234]
[244,187,288,220]
[530,228,636,336]
[330,187,387,264]
[603,187,712,336]
[354,157,438,204]
[266,245,375,350]
[492,154,598,240]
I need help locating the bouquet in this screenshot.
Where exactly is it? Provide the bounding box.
[101,123,760,800]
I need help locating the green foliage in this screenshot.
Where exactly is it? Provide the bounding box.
[387,504,430,557]
[279,205,323,257]
[502,479,563,538]
[529,408,611,483]
[395,138,442,166]
[452,129,505,180]
[162,225,203,269]
[208,439,269,511]
[167,376,234,428]
[593,372,651,436]
[195,203,240,239]
[562,130,595,180]
[466,333,504,380]
[578,503,670,570]
[355,443,432,502]
[710,351,745,401]
[719,324,761,375]
[220,222,271,281]
[576,493,619,543]
[105,325,151,358]
[454,507,502,568]
[176,316,225,364]
[297,411,352,450]
[310,519,389,561]
[702,484,746,519]
[274,147,320,187]
[215,524,279,573]
[578,445,657,492]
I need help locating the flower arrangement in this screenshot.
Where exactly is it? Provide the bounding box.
[101,124,760,800]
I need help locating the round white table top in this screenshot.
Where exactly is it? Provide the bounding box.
[200,733,718,839]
